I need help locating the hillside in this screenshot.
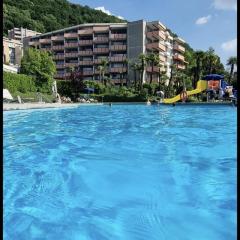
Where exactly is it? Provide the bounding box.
[3,0,125,35]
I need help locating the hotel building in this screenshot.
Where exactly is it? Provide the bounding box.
[27,20,187,85]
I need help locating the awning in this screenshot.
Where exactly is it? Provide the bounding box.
[203,74,224,80]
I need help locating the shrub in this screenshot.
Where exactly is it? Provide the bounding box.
[3,71,36,94]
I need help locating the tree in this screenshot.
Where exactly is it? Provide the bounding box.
[98,58,108,86]
[227,56,237,84]
[138,53,147,90]
[130,61,140,90]
[146,53,160,84]
[20,48,56,92]
[193,50,205,87]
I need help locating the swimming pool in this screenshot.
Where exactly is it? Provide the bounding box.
[3,104,237,240]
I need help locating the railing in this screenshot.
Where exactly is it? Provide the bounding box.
[53,54,65,60]
[39,38,51,44]
[173,53,185,61]
[146,31,166,40]
[79,60,93,65]
[110,45,127,51]
[78,29,93,35]
[82,70,93,75]
[146,42,166,52]
[52,45,64,50]
[110,67,127,73]
[56,64,65,69]
[79,40,93,45]
[93,26,109,32]
[93,37,109,43]
[65,52,78,58]
[65,62,79,67]
[110,34,127,40]
[51,36,64,41]
[173,44,185,53]
[64,42,78,48]
[79,50,93,55]
[146,66,165,72]
[176,64,185,70]
[93,48,109,54]
[94,58,109,64]
[110,56,127,62]
[64,33,78,38]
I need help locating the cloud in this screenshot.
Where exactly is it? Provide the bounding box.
[213,0,237,11]
[221,38,237,53]
[195,15,211,25]
[95,6,125,19]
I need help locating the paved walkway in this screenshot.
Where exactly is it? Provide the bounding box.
[3,103,103,111]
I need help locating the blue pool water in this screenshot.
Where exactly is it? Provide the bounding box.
[4,104,236,240]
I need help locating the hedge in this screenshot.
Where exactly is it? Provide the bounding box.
[3,71,36,93]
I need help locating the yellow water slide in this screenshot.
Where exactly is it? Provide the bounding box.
[163,80,208,104]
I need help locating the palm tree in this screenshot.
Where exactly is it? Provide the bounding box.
[97,65,103,84]
[138,53,147,90]
[227,56,237,84]
[99,58,108,85]
[146,53,160,84]
[194,50,205,88]
[204,47,218,74]
[130,61,139,90]
[157,62,163,90]
[122,58,129,86]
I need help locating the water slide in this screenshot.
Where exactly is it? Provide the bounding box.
[163,80,208,104]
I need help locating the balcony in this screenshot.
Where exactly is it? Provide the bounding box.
[159,55,166,62]
[93,48,109,54]
[39,38,51,44]
[65,52,78,58]
[29,41,39,46]
[78,29,93,35]
[79,40,93,46]
[110,45,127,51]
[146,42,166,52]
[53,54,65,60]
[147,31,166,41]
[64,42,78,48]
[82,70,93,76]
[110,34,127,40]
[79,50,93,56]
[65,62,79,68]
[94,69,109,74]
[110,56,127,62]
[93,37,109,43]
[94,58,109,64]
[173,44,185,53]
[52,45,64,50]
[55,73,65,79]
[176,64,186,70]
[93,26,109,33]
[51,36,64,41]
[173,53,185,61]
[111,79,127,84]
[56,64,65,69]
[79,60,93,65]
[41,47,51,51]
[64,33,78,38]
[146,66,165,72]
[110,67,127,73]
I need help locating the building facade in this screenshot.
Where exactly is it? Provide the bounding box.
[27,20,186,84]
[8,27,41,42]
[3,37,23,66]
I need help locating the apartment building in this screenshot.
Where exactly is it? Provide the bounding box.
[27,20,186,85]
[3,37,23,66]
[8,27,41,42]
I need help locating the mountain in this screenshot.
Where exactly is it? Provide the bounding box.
[3,0,125,35]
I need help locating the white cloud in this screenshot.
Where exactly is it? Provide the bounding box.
[213,0,237,11]
[195,15,211,25]
[221,38,237,53]
[95,6,125,19]
[95,6,112,15]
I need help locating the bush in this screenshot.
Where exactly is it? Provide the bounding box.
[3,71,36,94]
[57,80,73,97]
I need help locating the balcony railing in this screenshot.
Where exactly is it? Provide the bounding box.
[51,36,64,41]
[64,42,78,48]
[93,37,109,43]
[39,38,51,44]
[111,79,127,84]
[147,31,166,41]
[53,54,65,60]
[173,44,185,53]
[79,60,93,65]
[64,33,78,38]
[65,62,79,67]
[146,66,165,72]
[79,50,93,56]
[93,26,109,32]
[29,41,39,46]
[110,45,127,51]
[93,48,109,54]
[79,40,93,46]
[41,47,51,51]
[110,56,127,62]
[94,58,109,64]
[110,34,127,40]
[52,45,64,50]
[173,53,185,61]
[82,70,93,76]
[110,67,127,73]
[94,69,109,74]
[78,29,93,35]
[65,52,78,58]
[56,64,65,69]
[146,42,166,52]
[55,73,65,79]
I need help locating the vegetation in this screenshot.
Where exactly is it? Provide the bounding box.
[20,48,56,92]
[3,0,125,35]
[227,56,237,84]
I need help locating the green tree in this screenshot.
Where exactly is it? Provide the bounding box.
[227,56,237,84]
[20,48,56,92]
[98,58,108,85]
[146,53,160,84]
[130,61,140,90]
[138,53,147,90]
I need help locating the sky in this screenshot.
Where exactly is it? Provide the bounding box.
[70,0,237,68]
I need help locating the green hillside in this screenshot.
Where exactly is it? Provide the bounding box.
[3,0,125,35]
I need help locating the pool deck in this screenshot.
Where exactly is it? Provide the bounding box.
[3,103,103,111]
